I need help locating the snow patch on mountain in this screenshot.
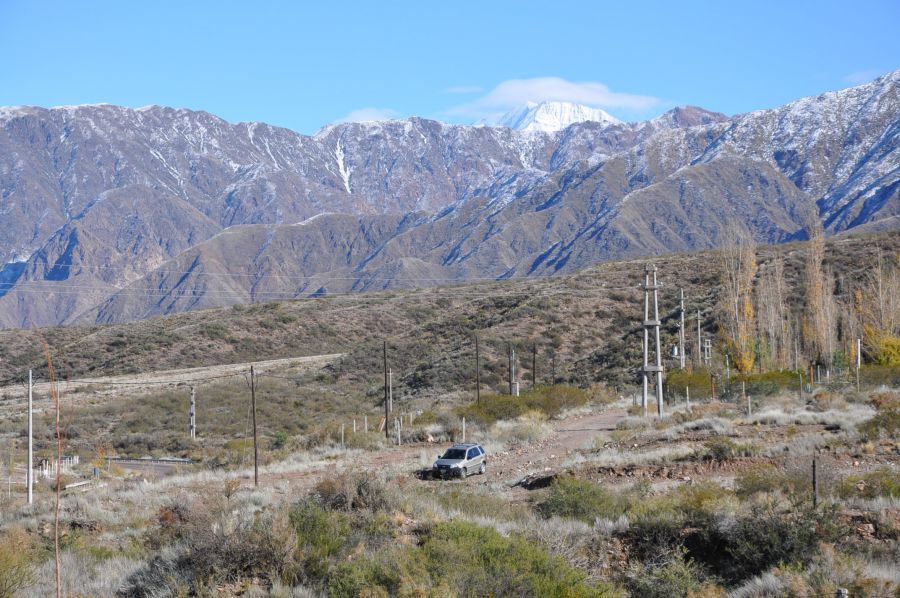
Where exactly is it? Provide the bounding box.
[498,101,621,132]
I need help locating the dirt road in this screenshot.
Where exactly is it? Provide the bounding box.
[0,353,343,415]
[249,406,629,493]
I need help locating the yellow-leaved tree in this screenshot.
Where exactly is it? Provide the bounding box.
[857,248,900,365]
[720,229,758,373]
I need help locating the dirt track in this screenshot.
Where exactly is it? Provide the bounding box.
[242,406,630,494]
[0,353,343,415]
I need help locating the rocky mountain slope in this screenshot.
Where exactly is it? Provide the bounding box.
[0,71,897,328]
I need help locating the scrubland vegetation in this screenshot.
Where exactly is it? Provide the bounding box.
[0,232,897,596]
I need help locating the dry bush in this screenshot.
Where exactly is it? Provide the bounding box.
[0,526,34,596]
[869,390,900,411]
[313,470,395,512]
[124,496,297,596]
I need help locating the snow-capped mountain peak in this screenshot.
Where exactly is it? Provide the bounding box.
[498,101,621,132]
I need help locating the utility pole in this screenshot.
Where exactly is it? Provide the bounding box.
[532,344,537,387]
[383,341,390,439]
[696,310,702,368]
[856,337,861,392]
[508,344,513,395]
[512,347,519,396]
[679,289,686,369]
[189,386,196,440]
[27,369,33,506]
[250,366,258,488]
[641,264,664,416]
[704,338,712,366]
[475,335,481,403]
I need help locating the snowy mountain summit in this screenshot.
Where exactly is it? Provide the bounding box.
[498,101,621,132]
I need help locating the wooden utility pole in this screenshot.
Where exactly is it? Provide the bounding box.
[250,366,258,487]
[812,457,818,509]
[679,289,686,369]
[641,264,664,416]
[475,335,481,403]
[532,344,537,387]
[27,369,33,505]
[383,341,390,438]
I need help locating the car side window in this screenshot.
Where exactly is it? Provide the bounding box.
[478,447,484,456]
[467,449,476,459]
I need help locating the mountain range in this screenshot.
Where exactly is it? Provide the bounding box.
[0,70,898,328]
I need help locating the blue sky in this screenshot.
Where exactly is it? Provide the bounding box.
[1,0,898,133]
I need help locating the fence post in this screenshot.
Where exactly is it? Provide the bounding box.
[812,457,818,509]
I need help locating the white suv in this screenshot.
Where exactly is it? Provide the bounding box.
[432,443,487,479]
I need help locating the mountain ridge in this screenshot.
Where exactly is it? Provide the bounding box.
[0,70,897,328]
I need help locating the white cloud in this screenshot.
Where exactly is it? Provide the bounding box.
[445,77,660,122]
[842,69,886,85]
[337,107,400,123]
[443,85,483,94]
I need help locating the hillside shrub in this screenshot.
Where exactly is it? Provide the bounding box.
[836,467,900,499]
[458,384,588,424]
[327,520,617,598]
[536,477,627,523]
[0,527,34,597]
[735,465,806,498]
[624,547,712,598]
[857,409,900,440]
[313,471,395,512]
[722,502,843,581]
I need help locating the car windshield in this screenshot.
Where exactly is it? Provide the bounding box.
[441,449,467,460]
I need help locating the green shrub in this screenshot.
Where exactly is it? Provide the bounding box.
[624,547,711,598]
[703,437,755,462]
[0,528,34,597]
[458,384,588,424]
[722,502,843,581]
[837,467,900,499]
[735,465,806,498]
[625,508,687,562]
[537,477,627,523]
[272,431,289,450]
[858,408,900,440]
[328,520,617,597]
[290,500,352,580]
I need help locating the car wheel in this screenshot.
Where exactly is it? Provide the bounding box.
[479,462,485,475]
[461,467,467,478]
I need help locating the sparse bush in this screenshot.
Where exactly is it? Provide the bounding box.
[328,520,617,597]
[703,436,755,462]
[290,500,352,581]
[272,431,289,450]
[537,477,627,523]
[124,500,297,596]
[837,467,900,499]
[624,547,714,598]
[735,464,806,498]
[458,384,588,424]
[858,404,900,440]
[313,471,395,513]
[0,527,35,597]
[723,502,843,581]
